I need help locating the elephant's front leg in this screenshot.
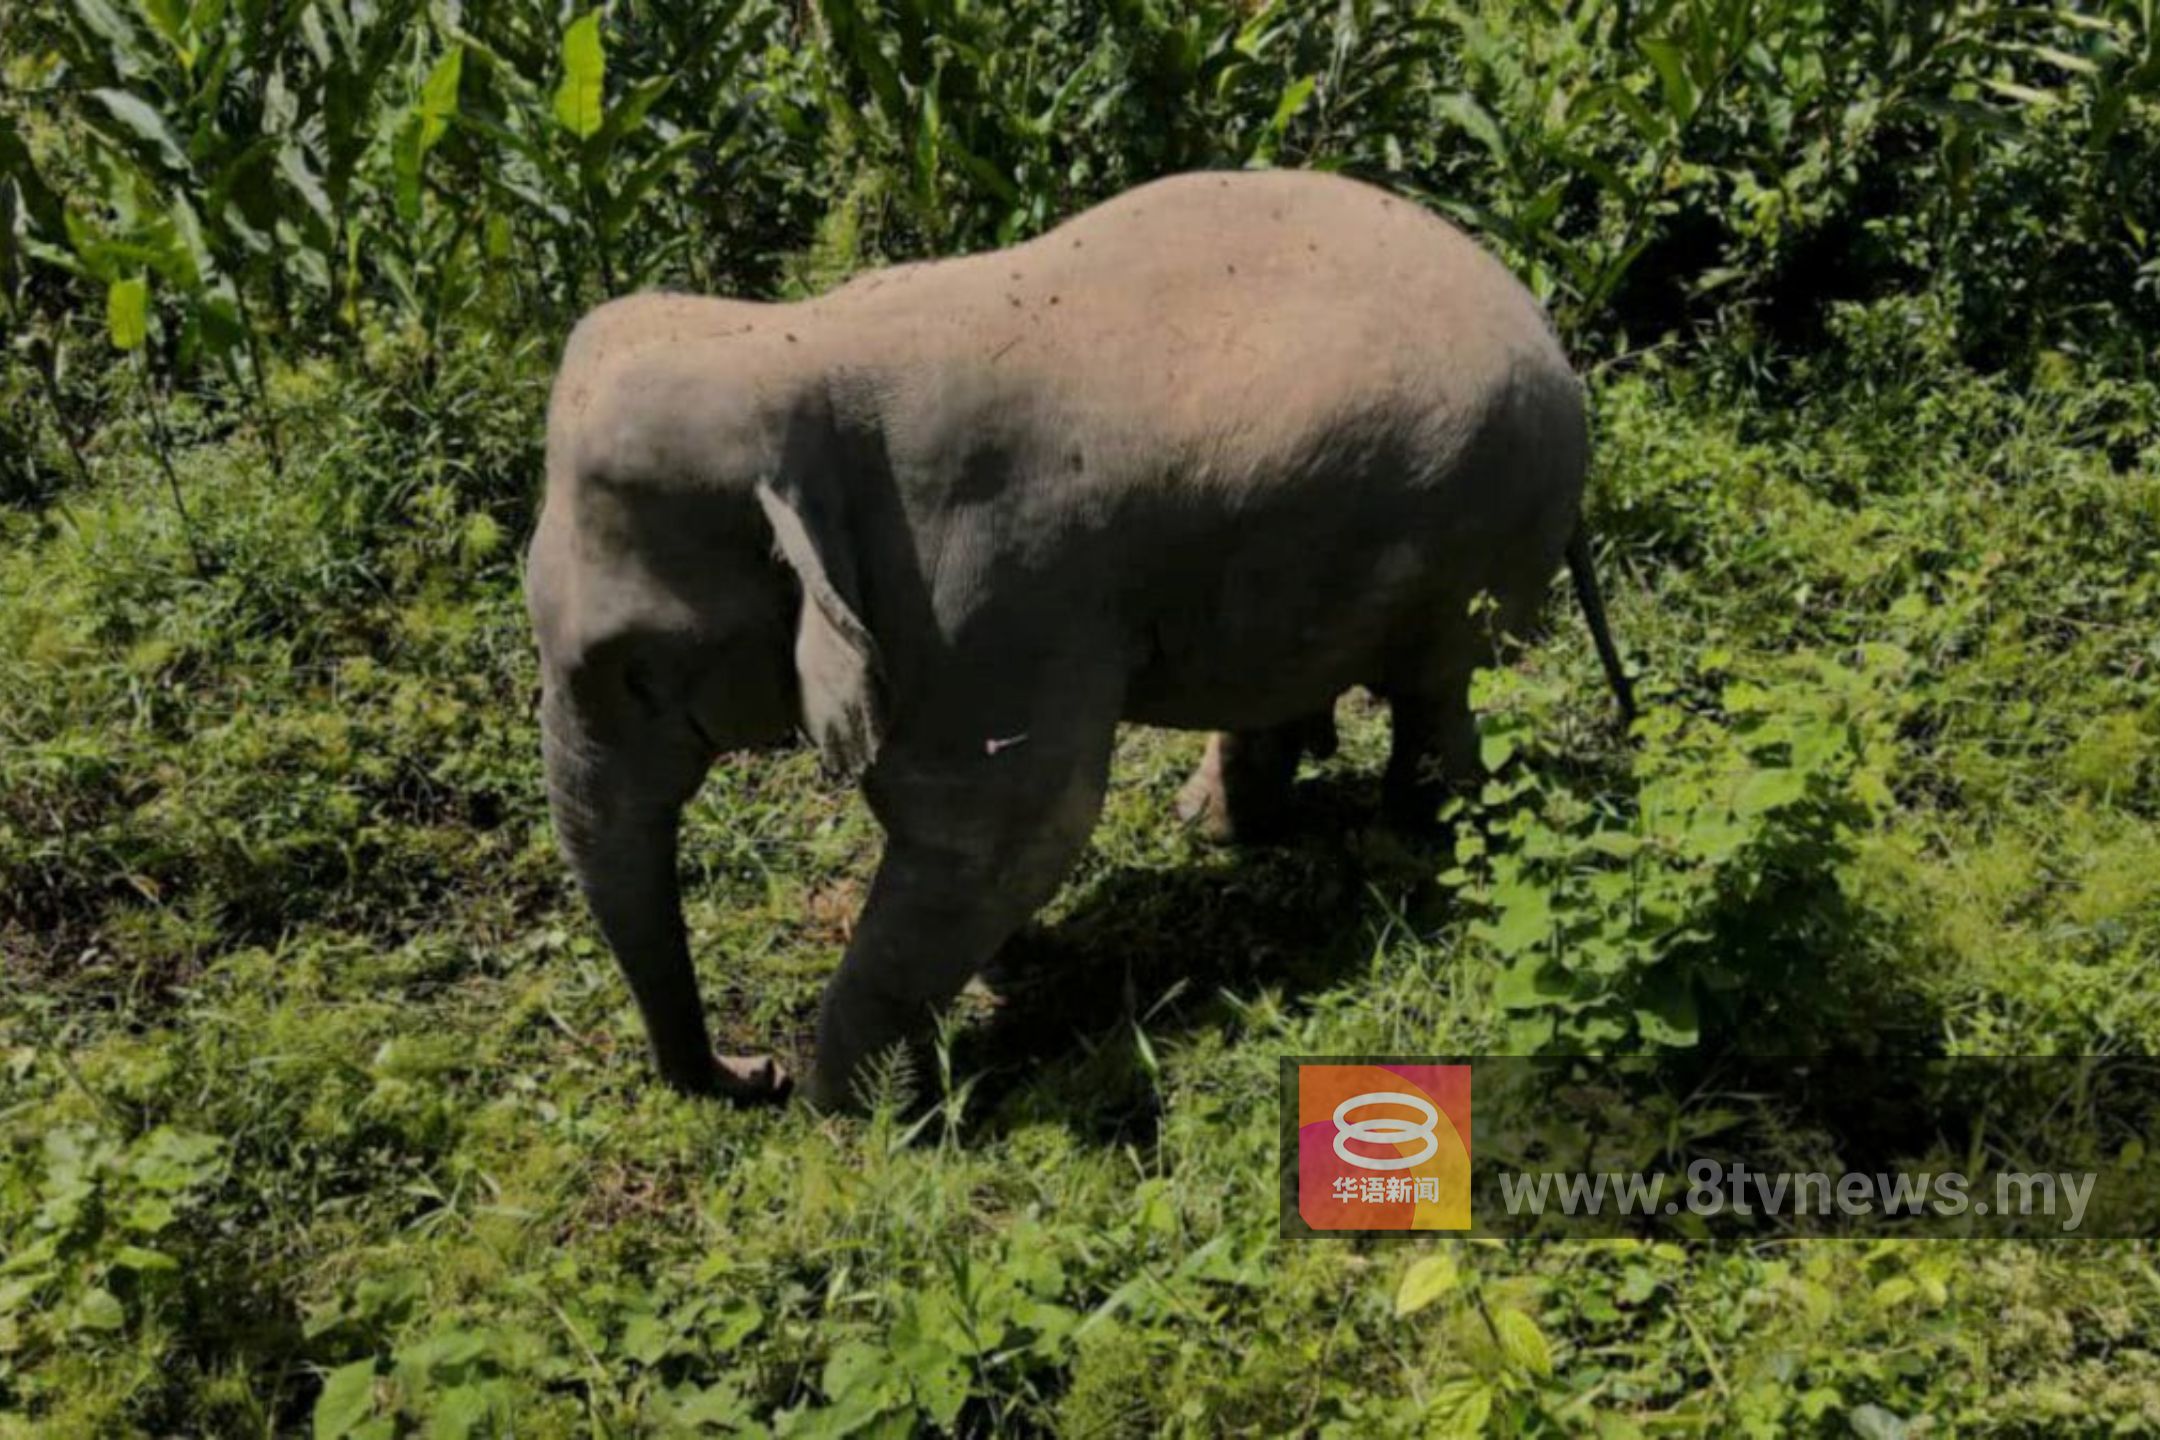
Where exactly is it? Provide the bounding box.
[539,679,792,1103]
[809,735,1114,1111]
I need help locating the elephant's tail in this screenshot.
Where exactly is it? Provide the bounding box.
[1565,527,1635,724]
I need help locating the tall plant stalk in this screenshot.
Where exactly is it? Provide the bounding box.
[132,355,209,577]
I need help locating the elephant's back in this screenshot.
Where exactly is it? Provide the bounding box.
[1032,169,1524,315]
[811,173,1585,727]
[822,171,1572,489]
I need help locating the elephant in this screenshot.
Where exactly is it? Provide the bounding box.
[524,169,1632,1110]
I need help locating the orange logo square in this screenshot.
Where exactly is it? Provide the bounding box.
[1295,1064,1472,1230]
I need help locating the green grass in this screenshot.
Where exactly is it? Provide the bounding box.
[4,304,2159,1435]
[6,0,2160,1428]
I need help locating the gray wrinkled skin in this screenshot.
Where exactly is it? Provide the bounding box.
[525,170,1621,1110]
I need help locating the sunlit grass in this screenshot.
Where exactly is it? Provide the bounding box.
[5,325,2158,1432]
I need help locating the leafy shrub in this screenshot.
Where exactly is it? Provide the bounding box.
[0,1120,225,1425]
[1451,645,1904,1053]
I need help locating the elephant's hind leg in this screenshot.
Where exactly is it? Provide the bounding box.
[1383,670,1481,833]
[1175,708,1335,844]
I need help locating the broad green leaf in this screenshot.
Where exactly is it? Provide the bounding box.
[277,144,335,232]
[1434,91,1508,165]
[950,138,1021,207]
[1982,78,2057,107]
[1493,1306,1553,1378]
[914,1353,970,1429]
[391,48,465,224]
[2091,85,2131,150]
[313,1359,378,1439]
[1849,1404,1911,1440]
[111,1244,177,1271]
[1394,1253,1459,1316]
[392,118,429,224]
[912,77,942,198]
[619,1310,672,1365]
[193,251,249,329]
[553,13,606,140]
[168,194,210,290]
[671,1381,753,1429]
[129,1128,223,1188]
[1480,880,1553,956]
[1591,78,1672,143]
[141,0,194,65]
[1720,679,1771,712]
[297,3,332,67]
[597,75,671,148]
[1733,766,1806,817]
[1903,95,2019,135]
[1233,0,1286,57]
[394,1326,489,1381]
[74,1287,126,1331]
[418,47,464,151]
[1872,1275,1918,1309]
[88,88,190,172]
[2013,44,2099,75]
[1034,48,1098,135]
[1431,1377,1495,1435]
[426,1384,489,1440]
[1493,953,1570,1011]
[1267,74,1317,137]
[201,133,276,230]
[707,1295,763,1352]
[108,275,149,350]
[71,0,151,74]
[75,1286,126,1338]
[122,1195,177,1233]
[1639,39,1697,124]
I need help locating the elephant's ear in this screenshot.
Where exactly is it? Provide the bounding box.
[755,480,883,780]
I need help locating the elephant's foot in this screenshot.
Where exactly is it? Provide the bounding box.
[1177,717,1326,844]
[699,1052,794,1104]
[1174,757,1244,843]
[1176,751,1289,843]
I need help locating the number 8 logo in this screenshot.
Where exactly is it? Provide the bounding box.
[1332,1091,1440,1170]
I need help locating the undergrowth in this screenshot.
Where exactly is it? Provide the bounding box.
[4,306,2158,1434]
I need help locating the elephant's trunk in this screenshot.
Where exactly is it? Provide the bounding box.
[540,684,717,1093]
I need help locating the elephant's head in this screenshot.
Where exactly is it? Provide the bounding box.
[524,344,882,1092]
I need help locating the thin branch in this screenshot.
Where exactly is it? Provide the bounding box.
[134,355,211,577]
[231,283,286,476]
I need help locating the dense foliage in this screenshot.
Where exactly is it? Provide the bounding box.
[4,0,2158,1433]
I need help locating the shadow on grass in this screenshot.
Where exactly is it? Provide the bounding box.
[940,768,1955,1153]
[949,773,1453,1147]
